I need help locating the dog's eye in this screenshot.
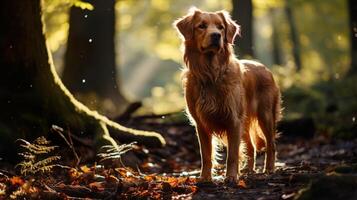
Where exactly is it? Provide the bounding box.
[198,24,207,29]
[217,25,224,30]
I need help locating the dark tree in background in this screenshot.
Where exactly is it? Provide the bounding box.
[285,1,301,71]
[349,0,357,75]
[270,8,282,66]
[0,0,164,161]
[232,0,254,57]
[63,0,128,117]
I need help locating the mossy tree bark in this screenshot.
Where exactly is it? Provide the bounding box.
[63,0,128,117]
[0,0,165,162]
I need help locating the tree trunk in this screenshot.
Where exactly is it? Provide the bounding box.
[285,3,301,71]
[0,0,164,162]
[270,8,282,66]
[232,0,254,57]
[349,0,357,75]
[63,0,127,117]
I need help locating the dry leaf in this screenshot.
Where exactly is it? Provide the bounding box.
[0,183,6,195]
[238,179,247,188]
[80,165,91,173]
[89,181,105,191]
[167,177,179,187]
[10,176,24,186]
[106,175,119,183]
[69,168,81,180]
[189,185,198,193]
[144,174,156,182]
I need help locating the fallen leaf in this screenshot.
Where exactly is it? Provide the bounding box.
[238,179,247,188]
[116,167,134,178]
[106,175,119,183]
[80,165,91,173]
[189,185,198,193]
[10,176,24,186]
[89,181,105,191]
[0,183,6,195]
[69,168,81,180]
[167,177,179,187]
[144,174,156,182]
[185,177,197,185]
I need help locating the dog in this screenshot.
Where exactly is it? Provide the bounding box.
[174,8,281,184]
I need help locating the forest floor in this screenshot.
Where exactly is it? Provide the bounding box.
[0,114,357,199]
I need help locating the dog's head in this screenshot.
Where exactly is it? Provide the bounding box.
[174,8,240,54]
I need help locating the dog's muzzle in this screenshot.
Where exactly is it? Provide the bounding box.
[210,33,221,47]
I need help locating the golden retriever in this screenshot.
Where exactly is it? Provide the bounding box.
[174,8,281,184]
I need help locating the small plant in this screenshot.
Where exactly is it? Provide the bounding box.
[16,136,61,175]
[97,142,136,163]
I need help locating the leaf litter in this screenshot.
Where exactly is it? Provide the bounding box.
[0,114,356,199]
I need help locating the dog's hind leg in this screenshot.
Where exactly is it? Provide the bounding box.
[258,112,276,173]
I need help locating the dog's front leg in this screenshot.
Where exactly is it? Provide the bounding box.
[225,124,241,184]
[196,125,212,182]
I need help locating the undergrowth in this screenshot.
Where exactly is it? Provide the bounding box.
[16,136,61,175]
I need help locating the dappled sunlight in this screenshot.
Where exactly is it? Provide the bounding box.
[43,1,70,52]
[2,0,356,199]
[141,72,186,115]
[300,51,327,83]
[271,64,297,89]
[155,43,182,62]
[151,0,170,11]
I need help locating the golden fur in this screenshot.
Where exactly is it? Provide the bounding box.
[174,8,281,183]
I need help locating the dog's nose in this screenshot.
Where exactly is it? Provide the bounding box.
[211,33,221,43]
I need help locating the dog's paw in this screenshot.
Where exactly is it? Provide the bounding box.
[224,176,237,187]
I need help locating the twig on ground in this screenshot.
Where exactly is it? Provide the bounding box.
[52,125,81,167]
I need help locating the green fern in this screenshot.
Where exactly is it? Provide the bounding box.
[16,136,61,175]
[97,142,136,162]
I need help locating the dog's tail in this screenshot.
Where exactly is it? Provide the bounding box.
[274,91,283,124]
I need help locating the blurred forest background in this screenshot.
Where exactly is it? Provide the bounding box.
[44,0,355,139]
[0,0,356,198]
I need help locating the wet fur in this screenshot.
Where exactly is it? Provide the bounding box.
[175,8,281,183]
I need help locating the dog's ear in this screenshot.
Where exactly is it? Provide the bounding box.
[217,11,240,44]
[174,8,201,40]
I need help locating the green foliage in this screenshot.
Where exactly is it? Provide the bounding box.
[73,0,93,10]
[279,76,357,138]
[16,137,61,175]
[43,0,93,52]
